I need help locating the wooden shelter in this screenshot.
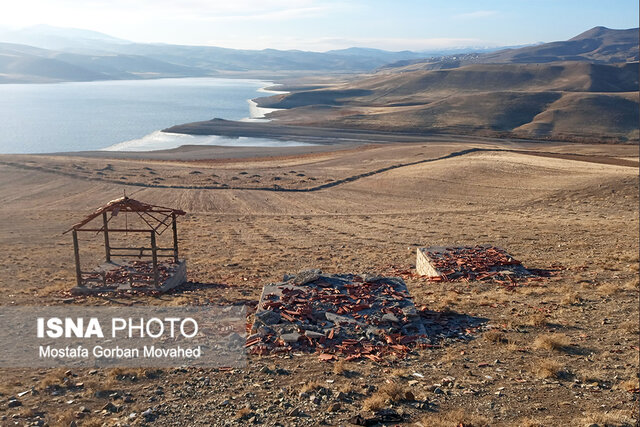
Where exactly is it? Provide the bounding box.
[64,196,186,290]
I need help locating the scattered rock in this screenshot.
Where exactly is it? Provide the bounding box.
[7,399,21,408]
[255,310,281,326]
[292,269,322,285]
[281,332,301,343]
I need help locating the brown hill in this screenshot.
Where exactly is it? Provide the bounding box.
[260,61,639,142]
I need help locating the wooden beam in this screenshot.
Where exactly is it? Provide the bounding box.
[72,230,82,287]
[172,212,179,263]
[102,212,111,262]
[150,231,159,287]
[76,228,152,233]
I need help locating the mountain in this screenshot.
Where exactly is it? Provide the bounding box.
[0,42,208,83]
[0,24,128,51]
[253,26,639,143]
[381,27,639,72]
[0,25,525,83]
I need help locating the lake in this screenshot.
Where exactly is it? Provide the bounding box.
[0,78,302,154]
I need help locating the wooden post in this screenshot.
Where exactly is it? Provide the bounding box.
[151,231,159,287]
[102,212,111,262]
[171,212,179,263]
[72,230,82,287]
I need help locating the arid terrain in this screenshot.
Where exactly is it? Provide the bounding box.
[245,27,639,144]
[0,139,637,426]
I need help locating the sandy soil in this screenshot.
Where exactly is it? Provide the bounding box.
[0,140,637,426]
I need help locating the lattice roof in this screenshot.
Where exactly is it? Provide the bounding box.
[64,197,186,235]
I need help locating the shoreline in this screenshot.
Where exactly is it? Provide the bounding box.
[98,80,296,152]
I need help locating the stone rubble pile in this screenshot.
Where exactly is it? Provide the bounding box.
[246,270,427,361]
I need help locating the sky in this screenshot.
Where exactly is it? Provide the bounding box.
[1,0,638,51]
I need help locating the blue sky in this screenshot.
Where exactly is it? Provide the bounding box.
[1,0,638,51]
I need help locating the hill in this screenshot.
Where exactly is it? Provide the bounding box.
[0,42,208,83]
[257,59,639,142]
[381,27,639,72]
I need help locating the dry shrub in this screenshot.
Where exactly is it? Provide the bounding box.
[515,418,544,427]
[560,288,582,305]
[531,359,564,379]
[533,333,570,351]
[577,369,607,384]
[526,312,548,327]
[108,367,159,381]
[597,281,625,295]
[483,330,507,344]
[362,381,410,411]
[337,382,356,394]
[506,337,523,352]
[437,347,461,365]
[624,276,639,290]
[333,359,347,375]
[377,381,406,401]
[620,320,639,334]
[300,379,324,394]
[46,408,76,427]
[390,368,409,378]
[235,407,252,419]
[580,409,637,427]
[362,393,387,411]
[433,291,459,312]
[419,409,490,427]
[38,368,68,389]
[616,378,639,392]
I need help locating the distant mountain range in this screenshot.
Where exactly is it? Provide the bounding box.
[381,26,639,71]
[0,25,512,83]
[255,27,639,143]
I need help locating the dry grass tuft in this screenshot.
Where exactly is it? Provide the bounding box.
[597,281,625,296]
[419,409,490,427]
[616,378,639,392]
[580,409,637,427]
[390,368,409,378]
[432,290,460,312]
[362,381,410,411]
[377,381,406,401]
[483,330,507,344]
[300,379,324,394]
[533,333,570,351]
[333,359,347,375]
[235,407,252,419]
[624,275,639,290]
[46,408,76,427]
[531,359,564,379]
[362,393,387,411]
[526,312,548,327]
[559,286,582,305]
[38,368,68,389]
[620,320,639,334]
[514,418,545,427]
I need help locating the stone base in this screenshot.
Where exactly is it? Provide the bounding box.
[71,259,187,295]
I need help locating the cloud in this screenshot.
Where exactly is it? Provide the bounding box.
[182,5,334,22]
[454,10,498,19]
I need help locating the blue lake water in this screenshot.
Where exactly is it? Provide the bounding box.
[0,77,300,154]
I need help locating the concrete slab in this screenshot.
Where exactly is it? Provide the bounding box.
[416,246,529,280]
